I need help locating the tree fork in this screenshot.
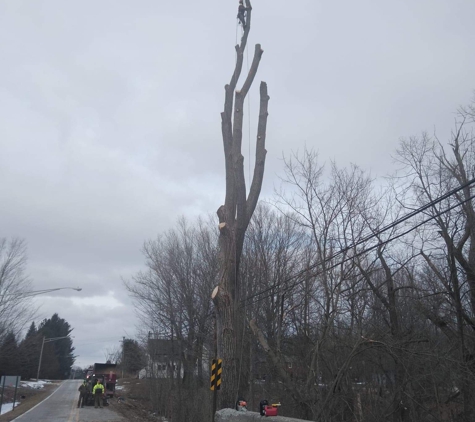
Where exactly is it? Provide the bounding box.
[213,0,269,409]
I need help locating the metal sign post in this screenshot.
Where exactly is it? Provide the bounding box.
[0,376,6,415]
[12,376,20,411]
[210,358,223,422]
[211,312,218,422]
[0,376,21,414]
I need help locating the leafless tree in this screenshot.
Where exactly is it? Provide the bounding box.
[104,345,122,364]
[211,0,269,409]
[127,217,218,385]
[126,216,219,421]
[247,149,444,421]
[0,238,35,343]
[393,103,475,421]
[238,204,307,409]
[244,150,380,419]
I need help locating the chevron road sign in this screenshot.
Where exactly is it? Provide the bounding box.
[210,358,222,391]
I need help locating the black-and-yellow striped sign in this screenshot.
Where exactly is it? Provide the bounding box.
[210,358,222,391]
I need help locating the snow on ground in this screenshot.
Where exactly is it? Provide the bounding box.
[0,380,53,415]
[20,379,52,389]
[0,402,20,415]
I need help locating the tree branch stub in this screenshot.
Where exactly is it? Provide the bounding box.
[214,1,269,408]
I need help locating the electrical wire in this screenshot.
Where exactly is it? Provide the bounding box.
[240,180,475,308]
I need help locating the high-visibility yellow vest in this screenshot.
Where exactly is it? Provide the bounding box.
[93,383,105,394]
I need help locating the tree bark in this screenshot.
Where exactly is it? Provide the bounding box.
[213,0,269,409]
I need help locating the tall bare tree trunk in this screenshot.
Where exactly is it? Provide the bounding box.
[211,0,269,409]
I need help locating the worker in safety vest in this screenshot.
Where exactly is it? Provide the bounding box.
[237,0,247,28]
[93,379,105,408]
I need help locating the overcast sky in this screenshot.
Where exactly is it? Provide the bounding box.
[1,0,474,368]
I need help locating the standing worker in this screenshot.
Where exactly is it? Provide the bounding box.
[77,380,87,408]
[85,379,92,406]
[93,379,105,408]
[237,0,247,28]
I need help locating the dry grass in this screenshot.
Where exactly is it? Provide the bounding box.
[111,378,159,422]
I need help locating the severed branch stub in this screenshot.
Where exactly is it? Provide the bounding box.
[213,0,270,410]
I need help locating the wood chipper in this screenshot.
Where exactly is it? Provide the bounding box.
[92,363,117,397]
[84,362,117,406]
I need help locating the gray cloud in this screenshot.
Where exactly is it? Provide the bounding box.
[1,0,474,366]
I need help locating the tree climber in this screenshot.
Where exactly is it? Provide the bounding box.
[237,0,247,28]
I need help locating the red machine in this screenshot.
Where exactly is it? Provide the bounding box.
[265,406,278,417]
[259,400,281,417]
[86,363,117,397]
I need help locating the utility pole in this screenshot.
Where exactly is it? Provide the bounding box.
[36,336,71,381]
[36,336,45,382]
[121,337,125,378]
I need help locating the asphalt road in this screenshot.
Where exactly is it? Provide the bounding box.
[13,380,124,422]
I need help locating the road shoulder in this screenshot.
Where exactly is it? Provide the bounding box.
[0,381,62,422]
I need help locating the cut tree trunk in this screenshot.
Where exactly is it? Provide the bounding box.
[212,0,269,409]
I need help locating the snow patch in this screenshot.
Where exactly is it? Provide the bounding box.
[0,402,21,415]
[20,379,52,389]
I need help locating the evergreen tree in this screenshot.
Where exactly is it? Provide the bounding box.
[38,314,75,379]
[122,338,145,375]
[18,322,41,380]
[39,342,61,379]
[26,322,37,338]
[0,331,20,376]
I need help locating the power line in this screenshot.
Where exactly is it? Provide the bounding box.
[240,179,475,307]
[244,191,475,308]
[74,336,122,346]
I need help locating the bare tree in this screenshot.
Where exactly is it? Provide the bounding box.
[127,217,218,385]
[393,106,475,421]
[104,345,122,364]
[239,204,307,409]
[211,0,270,409]
[0,238,35,343]
[244,150,379,419]
[247,150,438,421]
[126,217,219,421]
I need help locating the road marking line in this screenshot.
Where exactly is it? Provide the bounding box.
[67,389,77,422]
[10,381,64,421]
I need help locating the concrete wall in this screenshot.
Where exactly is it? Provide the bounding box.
[215,409,310,422]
